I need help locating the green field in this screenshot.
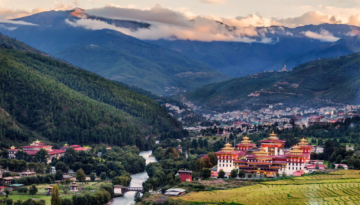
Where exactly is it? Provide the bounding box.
[180,170,360,205]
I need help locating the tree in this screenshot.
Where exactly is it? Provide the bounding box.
[248,173,252,179]
[134,191,141,203]
[230,169,238,179]
[218,170,225,178]
[194,158,205,172]
[6,198,12,205]
[282,172,286,178]
[191,139,198,149]
[207,152,217,166]
[324,140,335,160]
[238,170,245,179]
[202,156,213,168]
[51,185,61,205]
[276,173,280,178]
[90,173,96,181]
[64,148,78,168]
[64,178,71,185]
[71,162,83,173]
[55,170,63,181]
[76,169,86,182]
[34,149,49,164]
[29,185,38,195]
[112,176,131,187]
[55,162,69,173]
[4,188,9,198]
[1,149,9,159]
[61,198,72,205]
[201,168,211,179]
[336,155,343,163]
[100,172,106,181]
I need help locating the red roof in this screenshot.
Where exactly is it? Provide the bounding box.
[306,164,326,169]
[236,143,256,147]
[234,160,247,163]
[48,150,65,155]
[216,151,242,155]
[259,139,286,143]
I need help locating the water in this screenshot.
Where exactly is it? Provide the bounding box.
[111,150,157,205]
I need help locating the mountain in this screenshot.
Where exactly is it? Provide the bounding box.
[0,33,181,148]
[174,52,360,112]
[0,9,228,96]
[148,24,360,77]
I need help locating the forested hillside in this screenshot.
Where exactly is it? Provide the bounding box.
[175,52,360,112]
[0,36,181,149]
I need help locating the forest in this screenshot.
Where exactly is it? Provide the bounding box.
[0,38,182,149]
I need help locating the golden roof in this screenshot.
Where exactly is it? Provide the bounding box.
[298,138,309,146]
[240,136,252,144]
[221,142,235,152]
[10,145,15,149]
[34,139,40,143]
[290,145,303,154]
[268,131,279,140]
[64,143,69,147]
[253,148,269,156]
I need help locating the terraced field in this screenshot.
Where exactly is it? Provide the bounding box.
[180,170,360,205]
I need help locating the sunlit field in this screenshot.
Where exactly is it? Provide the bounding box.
[180,170,360,205]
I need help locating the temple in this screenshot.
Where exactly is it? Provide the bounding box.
[217,132,313,176]
[8,140,87,163]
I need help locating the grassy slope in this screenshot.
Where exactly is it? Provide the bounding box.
[176,52,360,112]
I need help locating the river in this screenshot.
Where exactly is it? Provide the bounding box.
[111,150,157,205]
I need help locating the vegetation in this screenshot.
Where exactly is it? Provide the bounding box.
[51,185,61,205]
[0,39,182,148]
[180,170,360,204]
[176,52,360,112]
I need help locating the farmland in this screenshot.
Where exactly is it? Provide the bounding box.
[179,170,360,205]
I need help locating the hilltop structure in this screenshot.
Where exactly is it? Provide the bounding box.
[8,140,87,163]
[216,132,313,176]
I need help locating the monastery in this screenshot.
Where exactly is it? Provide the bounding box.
[8,140,87,163]
[216,132,313,176]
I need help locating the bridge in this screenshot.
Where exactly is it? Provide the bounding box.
[114,185,143,196]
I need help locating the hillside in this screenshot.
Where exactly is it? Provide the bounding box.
[0,10,228,96]
[149,24,360,77]
[175,52,360,112]
[0,35,181,148]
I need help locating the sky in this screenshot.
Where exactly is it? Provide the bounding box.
[2,0,360,20]
[2,0,360,42]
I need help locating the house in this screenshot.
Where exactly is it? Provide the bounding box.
[46,185,53,195]
[8,184,23,191]
[164,188,186,196]
[315,147,324,153]
[293,170,305,176]
[335,164,348,170]
[178,170,192,182]
[0,186,7,192]
[70,183,78,191]
[60,144,88,152]
[306,164,326,172]
[114,185,124,196]
[20,172,36,177]
[176,145,183,153]
[3,177,13,185]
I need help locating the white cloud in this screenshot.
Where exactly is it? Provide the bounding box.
[199,0,227,5]
[65,18,271,43]
[301,29,340,42]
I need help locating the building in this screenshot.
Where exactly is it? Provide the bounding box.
[60,144,88,152]
[259,132,285,156]
[8,140,65,163]
[70,183,78,191]
[216,143,246,172]
[218,132,313,176]
[335,164,348,170]
[236,136,256,151]
[178,170,192,182]
[20,172,36,177]
[164,188,186,196]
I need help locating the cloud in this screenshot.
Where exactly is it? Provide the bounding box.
[276,11,341,27]
[301,29,340,42]
[199,0,227,5]
[65,18,271,43]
